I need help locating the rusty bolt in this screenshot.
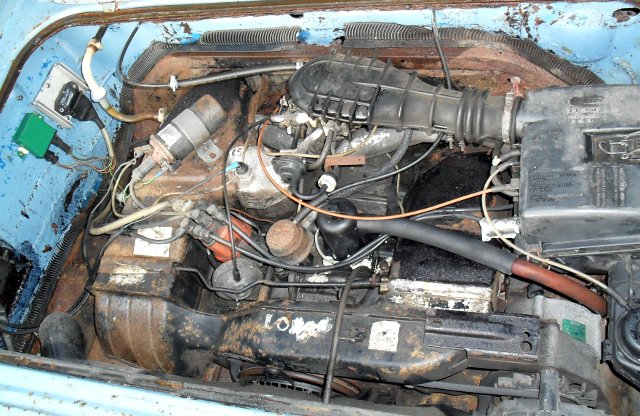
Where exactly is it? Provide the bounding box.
[379,277,389,294]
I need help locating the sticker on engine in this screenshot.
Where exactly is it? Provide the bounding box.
[368,320,400,352]
[562,319,587,343]
[133,227,173,258]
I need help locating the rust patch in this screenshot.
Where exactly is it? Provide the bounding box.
[218,317,264,357]
[420,393,478,412]
[179,21,192,35]
[324,154,366,169]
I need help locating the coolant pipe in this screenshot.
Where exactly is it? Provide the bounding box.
[356,219,607,315]
[82,30,164,123]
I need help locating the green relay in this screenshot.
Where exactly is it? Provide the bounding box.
[12,113,57,158]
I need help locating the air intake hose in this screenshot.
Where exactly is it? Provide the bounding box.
[288,54,505,144]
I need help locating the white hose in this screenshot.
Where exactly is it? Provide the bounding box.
[89,201,169,235]
[82,38,162,123]
[100,127,115,159]
[81,42,107,102]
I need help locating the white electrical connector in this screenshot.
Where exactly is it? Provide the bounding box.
[479,217,520,242]
[169,75,179,93]
[318,173,337,192]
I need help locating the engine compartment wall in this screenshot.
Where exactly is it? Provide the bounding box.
[0,0,639,340]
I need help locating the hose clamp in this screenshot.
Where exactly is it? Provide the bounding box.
[502,91,515,144]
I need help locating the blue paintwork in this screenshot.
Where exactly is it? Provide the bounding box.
[0,362,278,415]
[0,0,636,413]
[0,0,637,327]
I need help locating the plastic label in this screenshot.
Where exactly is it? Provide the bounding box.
[368,320,400,352]
[562,319,586,343]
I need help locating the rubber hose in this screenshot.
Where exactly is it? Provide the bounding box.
[307,130,334,171]
[357,219,607,315]
[342,23,603,85]
[357,219,516,273]
[511,259,607,315]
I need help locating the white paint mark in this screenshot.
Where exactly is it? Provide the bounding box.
[305,274,329,283]
[133,227,173,258]
[113,265,148,275]
[264,313,273,328]
[368,321,400,352]
[274,317,291,332]
[288,317,333,342]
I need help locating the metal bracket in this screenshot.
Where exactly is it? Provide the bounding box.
[195,139,224,165]
[97,0,117,13]
[502,91,516,143]
[32,63,88,129]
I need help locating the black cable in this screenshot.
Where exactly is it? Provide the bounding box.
[0,322,40,336]
[205,229,388,273]
[116,23,141,86]
[322,267,369,403]
[293,133,444,223]
[229,211,261,234]
[414,212,482,222]
[222,119,269,282]
[218,218,279,262]
[307,130,334,171]
[68,229,125,316]
[291,184,328,201]
[431,9,452,89]
[173,266,376,293]
[292,193,329,223]
[0,303,39,335]
[411,205,513,222]
[128,228,187,244]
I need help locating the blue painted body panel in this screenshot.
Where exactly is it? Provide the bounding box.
[0,362,277,415]
[0,0,637,413]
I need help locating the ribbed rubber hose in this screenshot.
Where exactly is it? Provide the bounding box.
[343,23,603,85]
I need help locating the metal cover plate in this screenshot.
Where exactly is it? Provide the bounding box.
[32,63,88,128]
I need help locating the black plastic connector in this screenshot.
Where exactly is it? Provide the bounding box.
[51,135,72,155]
[43,150,59,165]
[55,82,104,129]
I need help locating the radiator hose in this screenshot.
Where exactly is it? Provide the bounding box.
[356,219,607,315]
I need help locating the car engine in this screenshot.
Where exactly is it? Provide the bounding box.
[2,11,640,416]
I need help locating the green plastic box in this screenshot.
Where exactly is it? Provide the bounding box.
[12,113,56,158]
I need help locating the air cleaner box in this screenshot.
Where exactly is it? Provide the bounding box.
[517,85,640,263]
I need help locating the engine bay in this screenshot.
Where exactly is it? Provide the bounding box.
[1,4,640,415]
